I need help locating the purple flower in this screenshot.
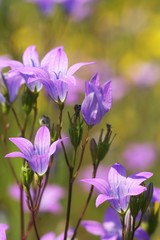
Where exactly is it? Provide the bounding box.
[0,224,8,240]
[26,0,67,15]
[80,162,153,213]
[27,46,94,103]
[81,207,149,240]
[41,229,74,240]
[63,0,96,21]
[123,143,156,171]
[81,73,112,125]
[9,184,65,214]
[5,126,64,175]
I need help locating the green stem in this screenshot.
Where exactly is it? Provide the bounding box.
[64,167,74,240]
[71,164,98,240]
[27,189,40,240]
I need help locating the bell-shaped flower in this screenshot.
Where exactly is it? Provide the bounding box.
[81,162,153,213]
[81,207,149,240]
[81,73,112,126]
[5,126,65,175]
[26,46,94,103]
[0,224,8,240]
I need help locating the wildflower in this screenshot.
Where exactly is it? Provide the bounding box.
[81,207,149,240]
[81,162,153,213]
[81,73,112,126]
[26,46,94,103]
[5,126,64,175]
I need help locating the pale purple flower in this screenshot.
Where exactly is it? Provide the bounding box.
[26,0,67,15]
[81,162,153,213]
[81,73,112,125]
[9,184,65,214]
[27,46,94,103]
[123,143,156,171]
[81,207,149,240]
[41,229,74,240]
[5,126,65,175]
[0,224,8,240]
[63,0,96,21]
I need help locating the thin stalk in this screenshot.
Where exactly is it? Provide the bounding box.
[20,184,25,240]
[58,105,70,168]
[27,190,40,240]
[11,107,22,133]
[29,103,38,140]
[71,164,98,240]
[64,168,74,240]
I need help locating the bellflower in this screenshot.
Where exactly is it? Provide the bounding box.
[9,184,65,214]
[81,73,112,126]
[81,207,149,240]
[0,224,8,240]
[26,46,94,103]
[81,162,153,213]
[5,126,64,175]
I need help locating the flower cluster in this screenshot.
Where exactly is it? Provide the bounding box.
[0,43,157,240]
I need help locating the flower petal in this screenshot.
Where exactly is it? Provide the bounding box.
[7,137,33,158]
[67,62,95,76]
[29,154,49,175]
[81,220,106,236]
[34,126,50,155]
[41,46,63,69]
[48,48,68,77]
[108,163,126,190]
[5,152,28,160]
[80,178,108,194]
[96,194,113,207]
[23,45,40,67]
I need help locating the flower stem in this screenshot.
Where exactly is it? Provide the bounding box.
[71,164,98,240]
[64,167,74,240]
[20,183,25,240]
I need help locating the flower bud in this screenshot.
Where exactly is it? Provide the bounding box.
[97,124,115,162]
[21,163,34,190]
[90,138,98,164]
[68,105,83,149]
[22,87,38,115]
[141,182,153,214]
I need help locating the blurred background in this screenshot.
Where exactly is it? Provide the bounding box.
[0,0,160,239]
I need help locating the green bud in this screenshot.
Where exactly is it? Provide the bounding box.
[22,88,38,115]
[141,182,153,215]
[97,124,115,162]
[130,195,142,219]
[90,138,98,164]
[68,105,83,149]
[21,163,34,190]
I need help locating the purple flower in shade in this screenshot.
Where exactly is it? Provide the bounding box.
[63,0,96,21]
[80,162,153,213]
[0,224,8,240]
[81,73,112,126]
[26,46,94,103]
[9,184,65,214]
[123,143,156,171]
[5,126,65,176]
[26,0,67,15]
[81,207,149,240]
[41,229,74,240]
